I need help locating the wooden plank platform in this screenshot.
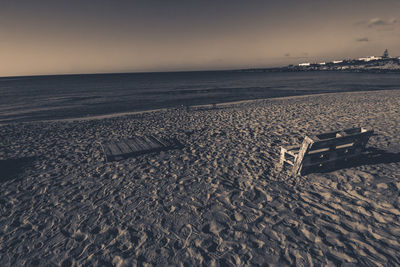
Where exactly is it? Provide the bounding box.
[101,135,182,162]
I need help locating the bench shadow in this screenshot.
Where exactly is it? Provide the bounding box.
[302,147,400,175]
[0,156,37,183]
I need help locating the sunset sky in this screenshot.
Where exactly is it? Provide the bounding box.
[1,0,399,76]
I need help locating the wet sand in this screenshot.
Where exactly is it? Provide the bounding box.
[0,90,399,266]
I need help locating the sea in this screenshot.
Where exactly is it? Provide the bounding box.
[1,71,400,123]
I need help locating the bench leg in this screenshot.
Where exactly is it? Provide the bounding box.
[277,147,286,171]
[292,136,314,176]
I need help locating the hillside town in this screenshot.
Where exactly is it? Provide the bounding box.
[238,49,400,73]
[290,49,400,72]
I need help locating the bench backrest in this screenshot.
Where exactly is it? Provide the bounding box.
[293,127,373,175]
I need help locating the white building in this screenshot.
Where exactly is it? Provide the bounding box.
[299,63,310,66]
[333,60,343,64]
[358,56,382,62]
[319,62,326,65]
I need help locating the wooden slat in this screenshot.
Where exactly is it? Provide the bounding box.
[278,147,285,170]
[292,136,314,176]
[141,136,153,150]
[147,135,166,147]
[106,142,123,156]
[122,139,135,152]
[131,137,146,151]
[286,150,298,157]
[143,136,161,149]
[335,143,354,149]
[308,147,330,154]
[117,140,133,154]
[126,139,141,152]
[309,131,373,150]
[343,127,362,135]
[151,136,170,147]
[315,131,341,140]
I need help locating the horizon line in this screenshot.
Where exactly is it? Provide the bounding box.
[0,65,282,79]
[2,54,399,78]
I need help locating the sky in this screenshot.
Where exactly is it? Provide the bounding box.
[1,0,400,76]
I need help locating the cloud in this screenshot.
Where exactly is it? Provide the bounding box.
[367,18,397,28]
[356,37,369,42]
[283,53,309,59]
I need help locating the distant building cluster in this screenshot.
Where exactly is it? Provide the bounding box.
[297,49,398,68]
[238,49,400,73]
[239,49,400,73]
[358,56,381,62]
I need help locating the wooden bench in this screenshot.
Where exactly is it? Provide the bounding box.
[278,127,374,175]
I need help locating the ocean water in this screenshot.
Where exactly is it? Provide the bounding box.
[1,71,399,123]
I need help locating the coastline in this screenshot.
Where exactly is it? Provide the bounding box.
[1,88,399,125]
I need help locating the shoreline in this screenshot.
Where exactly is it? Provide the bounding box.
[1,89,398,125]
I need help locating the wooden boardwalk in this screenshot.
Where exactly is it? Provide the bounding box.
[101,135,182,162]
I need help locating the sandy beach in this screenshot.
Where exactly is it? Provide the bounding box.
[1,90,399,266]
